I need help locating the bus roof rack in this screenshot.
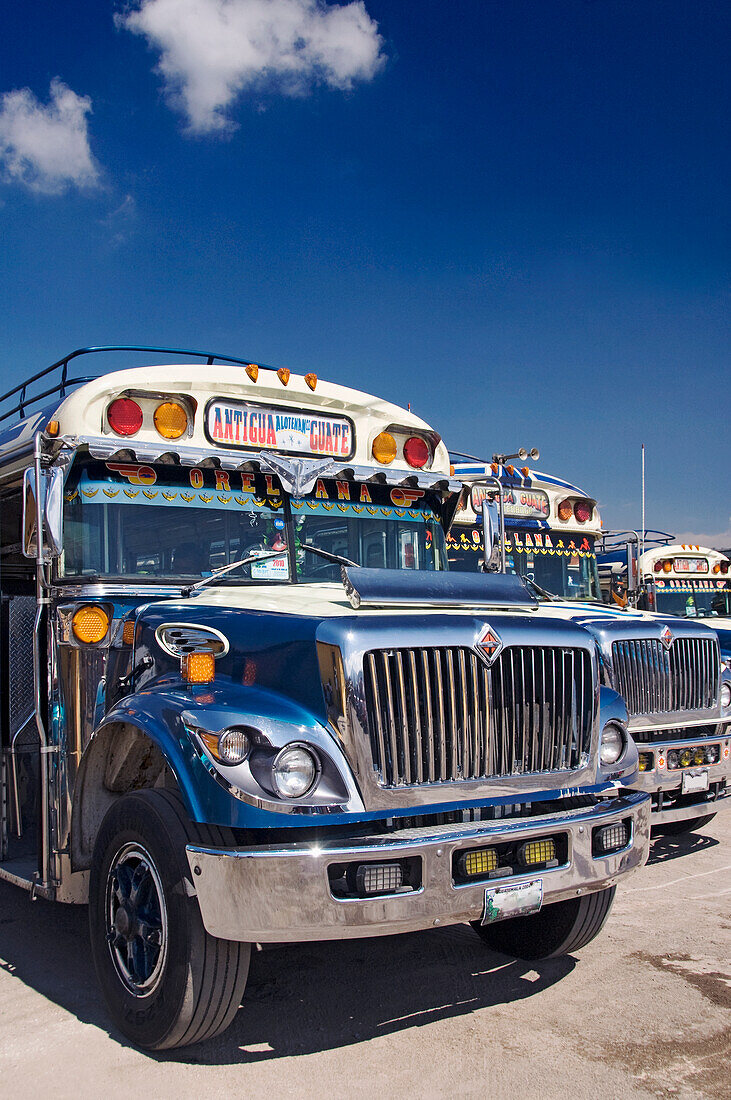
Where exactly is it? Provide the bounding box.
[598,530,675,551]
[0,344,275,426]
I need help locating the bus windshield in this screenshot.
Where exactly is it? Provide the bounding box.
[61,459,448,583]
[447,525,601,601]
[651,585,731,619]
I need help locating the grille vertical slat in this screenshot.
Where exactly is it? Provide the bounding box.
[420,650,435,782]
[362,646,593,788]
[611,636,719,717]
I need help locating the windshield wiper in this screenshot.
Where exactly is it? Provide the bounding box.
[185,551,285,595]
[297,544,358,568]
[521,575,558,602]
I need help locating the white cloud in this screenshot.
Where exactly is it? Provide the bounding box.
[0,78,100,194]
[117,0,385,134]
[675,519,731,551]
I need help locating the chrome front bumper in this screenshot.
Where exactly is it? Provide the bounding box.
[633,730,731,824]
[186,791,650,943]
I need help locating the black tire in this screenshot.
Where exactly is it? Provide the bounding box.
[654,812,716,836]
[471,885,616,959]
[89,788,250,1050]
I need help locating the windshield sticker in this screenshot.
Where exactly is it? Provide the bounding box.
[205,399,355,458]
[250,548,290,580]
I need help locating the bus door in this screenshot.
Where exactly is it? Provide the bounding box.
[0,479,41,870]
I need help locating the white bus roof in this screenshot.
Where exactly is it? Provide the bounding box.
[0,348,458,495]
[451,459,602,538]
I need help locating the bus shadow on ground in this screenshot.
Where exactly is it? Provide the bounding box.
[0,880,574,1062]
[647,828,719,866]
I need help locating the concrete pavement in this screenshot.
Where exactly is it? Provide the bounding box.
[0,813,728,1099]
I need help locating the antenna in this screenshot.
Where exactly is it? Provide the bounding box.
[641,444,645,561]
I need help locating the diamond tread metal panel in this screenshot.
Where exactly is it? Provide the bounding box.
[8,596,36,739]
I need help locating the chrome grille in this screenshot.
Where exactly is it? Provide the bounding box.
[611,637,719,717]
[362,646,593,788]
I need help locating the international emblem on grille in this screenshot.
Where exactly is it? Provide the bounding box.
[660,625,673,650]
[477,625,503,664]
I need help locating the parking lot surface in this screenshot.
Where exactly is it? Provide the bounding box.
[0,813,728,1099]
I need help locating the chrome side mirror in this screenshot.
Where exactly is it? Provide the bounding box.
[23,466,64,559]
[22,467,38,558]
[481,498,499,571]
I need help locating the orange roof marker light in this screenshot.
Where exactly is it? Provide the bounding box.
[304,373,317,391]
[277,368,290,386]
[245,363,259,383]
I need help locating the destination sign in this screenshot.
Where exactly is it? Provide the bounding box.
[673,557,708,574]
[205,399,355,459]
[470,485,550,520]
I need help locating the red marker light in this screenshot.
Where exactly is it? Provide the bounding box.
[574,500,592,524]
[107,398,143,436]
[403,436,430,468]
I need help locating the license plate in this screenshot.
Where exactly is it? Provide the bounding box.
[481,878,543,925]
[682,769,709,794]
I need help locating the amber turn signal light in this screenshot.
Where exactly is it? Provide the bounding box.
[154,401,188,440]
[372,431,397,464]
[72,605,110,644]
[557,498,573,522]
[122,620,136,646]
[182,651,215,684]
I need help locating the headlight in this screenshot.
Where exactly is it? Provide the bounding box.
[197,726,250,766]
[217,728,250,765]
[721,681,731,708]
[600,723,626,766]
[272,744,318,798]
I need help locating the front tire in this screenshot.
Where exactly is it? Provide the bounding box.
[471,885,616,959]
[654,812,716,836]
[89,789,250,1050]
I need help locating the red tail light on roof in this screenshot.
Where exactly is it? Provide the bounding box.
[107,398,143,436]
[403,436,430,468]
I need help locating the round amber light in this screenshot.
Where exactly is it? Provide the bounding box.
[372,431,397,465]
[72,605,109,644]
[153,401,188,439]
[557,498,573,522]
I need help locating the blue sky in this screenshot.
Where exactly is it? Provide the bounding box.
[0,1,728,544]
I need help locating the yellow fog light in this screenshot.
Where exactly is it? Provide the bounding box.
[680,749,692,768]
[181,651,215,684]
[693,748,706,765]
[154,401,188,439]
[372,431,397,464]
[72,605,109,644]
[638,752,653,772]
[460,848,498,877]
[518,838,556,866]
